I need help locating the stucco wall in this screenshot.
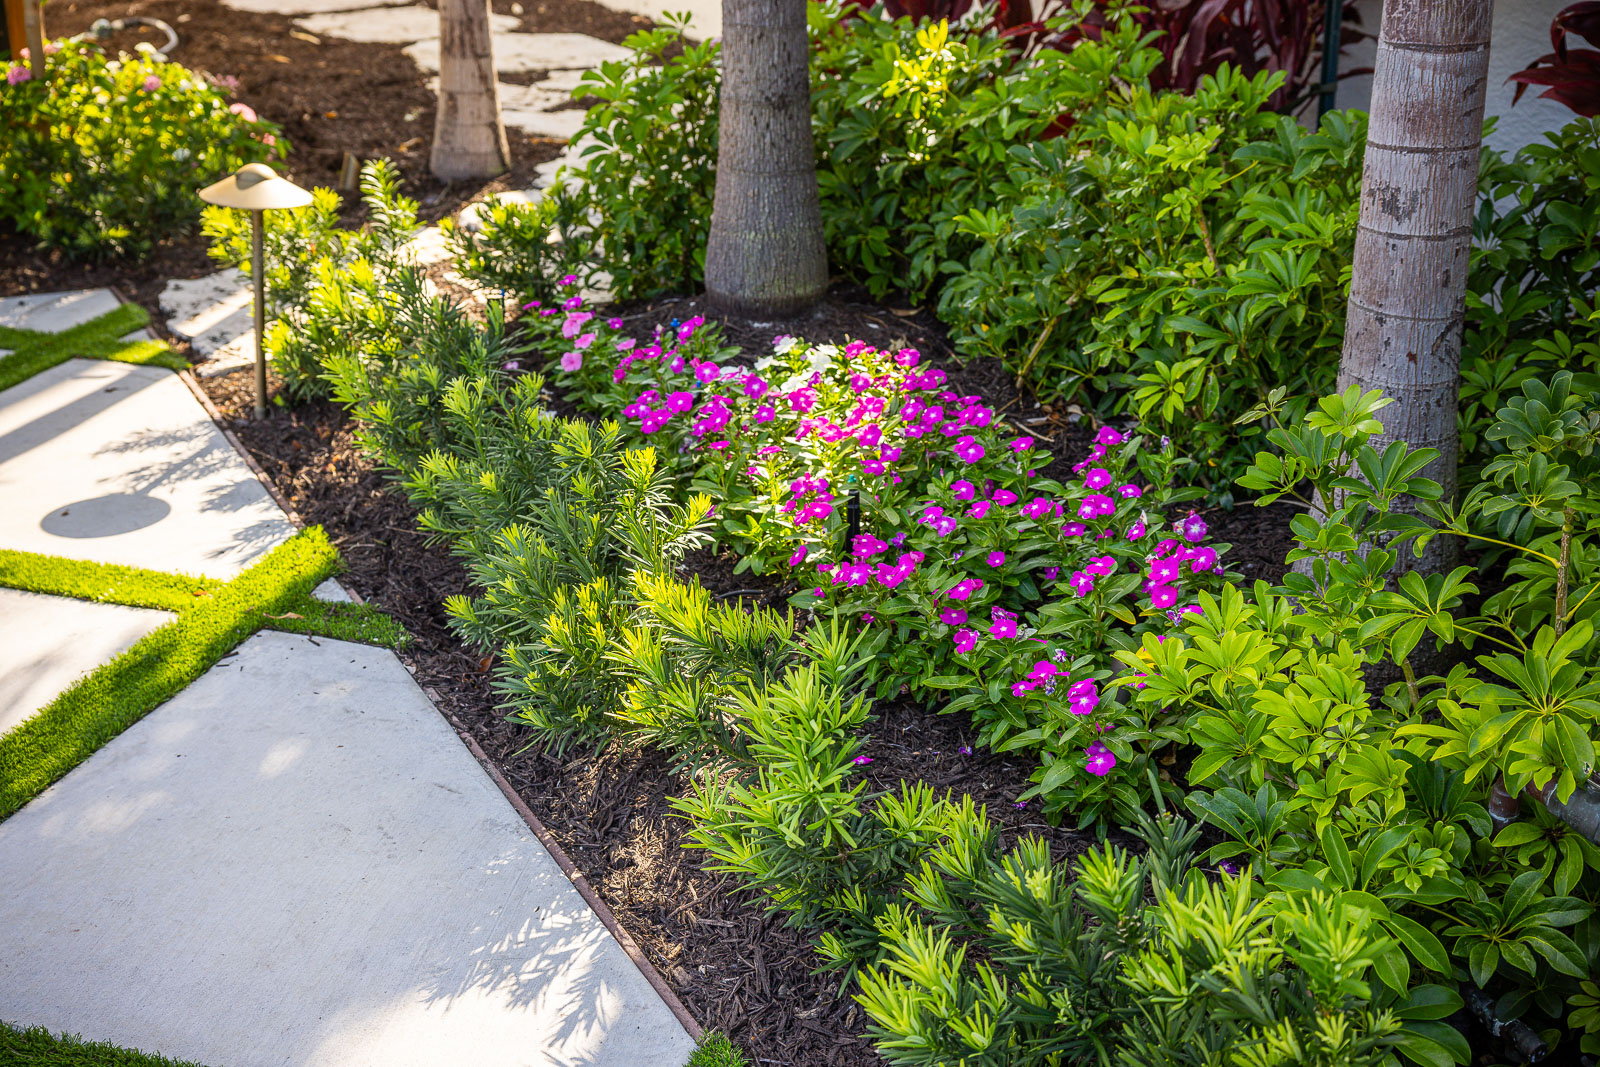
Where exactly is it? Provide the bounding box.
[1338,0,1579,156]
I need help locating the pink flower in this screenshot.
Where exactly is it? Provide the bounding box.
[854,755,874,765]
[229,101,257,122]
[1096,426,1125,447]
[141,74,162,91]
[574,332,596,350]
[615,337,637,352]
[1126,520,1147,540]
[1009,436,1032,453]
[1189,546,1218,572]
[1069,571,1095,597]
[991,489,1017,506]
[559,351,583,372]
[1061,523,1088,537]
[787,544,809,567]
[989,611,1018,639]
[986,551,1005,567]
[1068,679,1099,716]
[967,500,992,519]
[1077,494,1116,520]
[1148,584,1180,610]
[1147,559,1182,584]
[953,628,979,653]
[1118,484,1143,499]
[607,317,624,329]
[1086,555,1115,577]
[947,579,984,601]
[952,480,977,501]
[1179,513,1209,543]
[1085,742,1117,777]
[953,436,985,464]
[1083,468,1112,490]
[939,607,968,626]
[562,311,594,339]
[560,273,579,286]
[665,391,695,413]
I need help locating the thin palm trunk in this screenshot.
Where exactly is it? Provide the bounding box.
[1339,0,1493,566]
[431,0,509,182]
[704,0,827,317]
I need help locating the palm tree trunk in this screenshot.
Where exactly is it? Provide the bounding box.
[431,0,509,182]
[704,0,827,317]
[1339,0,1493,562]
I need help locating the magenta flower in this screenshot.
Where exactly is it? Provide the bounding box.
[1009,436,1032,453]
[561,311,594,339]
[607,317,624,329]
[1096,426,1125,447]
[989,611,1018,639]
[986,551,1005,567]
[947,578,984,601]
[1085,742,1117,777]
[854,755,874,765]
[1042,566,1060,581]
[1083,468,1112,490]
[615,337,637,352]
[559,351,583,372]
[952,480,977,501]
[992,489,1017,506]
[559,273,579,286]
[1148,584,1180,610]
[953,436,986,464]
[1077,494,1116,520]
[1118,484,1143,499]
[939,607,968,626]
[1147,559,1182,584]
[1189,546,1218,572]
[1062,522,1088,537]
[1069,571,1095,597]
[694,362,722,384]
[1126,520,1147,540]
[953,628,979,653]
[1179,513,1209,543]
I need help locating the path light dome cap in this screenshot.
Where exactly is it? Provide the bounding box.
[198,163,313,211]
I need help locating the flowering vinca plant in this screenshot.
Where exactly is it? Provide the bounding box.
[537,310,1226,818]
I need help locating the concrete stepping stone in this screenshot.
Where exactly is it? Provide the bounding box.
[227,0,408,12]
[298,5,517,44]
[406,32,631,75]
[0,359,293,579]
[0,629,698,1067]
[0,289,122,333]
[159,270,253,359]
[0,590,170,737]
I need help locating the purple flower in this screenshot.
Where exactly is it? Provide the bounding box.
[562,296,583,310]
[953,436,986,464]
[1077,494,1116,520]
[1085,742,1117,777]
[854,755,874,765]
[1126,520,1147,540]
[958,745,973,755]
[1118,484,1143,499]
[788,544,809,567]
[953,628,979,653]
[1009,436,1032,453]
[1069,571,1095,597]
[1179,513,1208,543]
[986,551,1005,567]
[1189,546,1218,572]
[7,65,32,85]
[989,611,1018,639]
[1068,679,1099,716]
[1083,468,1112,490]
[1096,426,1126,447]
[939,607,968,626]
[947,578,984,601]
[607,317,625,329]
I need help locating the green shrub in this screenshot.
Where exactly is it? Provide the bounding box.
[0,40,281,259]
[203,159,421,401]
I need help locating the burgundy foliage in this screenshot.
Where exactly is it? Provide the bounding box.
[1509,1,1600,117]
[845,0,1362,111]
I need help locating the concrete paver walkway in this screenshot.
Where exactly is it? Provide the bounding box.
[0,291,696,1065]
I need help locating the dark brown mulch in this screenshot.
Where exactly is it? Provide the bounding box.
[0,0,652,325]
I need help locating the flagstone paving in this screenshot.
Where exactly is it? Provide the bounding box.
[0,292,697,1064]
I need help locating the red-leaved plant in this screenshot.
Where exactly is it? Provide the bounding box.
[1510,1,1600,117]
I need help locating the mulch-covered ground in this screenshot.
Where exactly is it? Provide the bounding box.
[195,289,1295,1064]
[0,0,655,326]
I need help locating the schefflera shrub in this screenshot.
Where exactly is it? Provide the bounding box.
[536,301,1227,823]
[0,39,282,259]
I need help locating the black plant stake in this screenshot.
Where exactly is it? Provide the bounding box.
[845,478,861,555]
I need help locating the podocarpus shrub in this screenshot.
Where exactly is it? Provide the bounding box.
[203,159,422,402]
[0,40,281,259]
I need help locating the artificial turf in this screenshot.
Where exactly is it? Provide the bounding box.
[0,303,187,393]
[0,1023,212,1067]
[0,528,406,821]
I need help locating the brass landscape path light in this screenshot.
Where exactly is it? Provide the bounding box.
[198,163,312,419]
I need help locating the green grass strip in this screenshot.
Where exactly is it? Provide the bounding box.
[0,546,406,648]
[0,1022,212,1067]
[0,549,225,613]
[0,528,344,820]
[0,303,187,393]
[685,1032,748,1067]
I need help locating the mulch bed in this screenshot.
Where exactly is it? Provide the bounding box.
[0,0,654,329]
[195,287,1295,1064]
